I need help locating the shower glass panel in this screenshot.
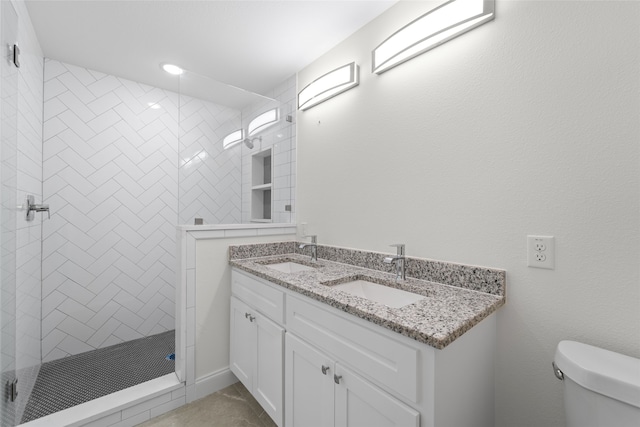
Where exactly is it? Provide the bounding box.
[1,1,19,425]
[177,71,295,225]
[25,58,182,422]
[241,96,294,224]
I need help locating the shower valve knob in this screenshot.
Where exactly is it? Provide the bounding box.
[25,195,50,221]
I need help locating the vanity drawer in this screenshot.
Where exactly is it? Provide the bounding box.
[232,269,284,324]
[286,294,420,402]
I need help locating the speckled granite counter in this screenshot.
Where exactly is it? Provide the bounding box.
[229,242,506,349]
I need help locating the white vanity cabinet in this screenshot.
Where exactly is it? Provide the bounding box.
[285,333,334,427]
[230,268,497,427]
[286,333,419,427]
[230,270,285,426]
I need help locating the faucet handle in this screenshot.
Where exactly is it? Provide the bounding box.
[389,243,405,256]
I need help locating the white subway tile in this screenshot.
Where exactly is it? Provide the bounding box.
[120,392,171,419]
[80,411,121,427]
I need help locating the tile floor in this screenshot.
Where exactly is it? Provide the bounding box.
[22,331,175,423]
[137,382,277,427]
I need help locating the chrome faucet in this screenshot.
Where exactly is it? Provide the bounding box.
[384,243,406,281]
[299,235,318,262]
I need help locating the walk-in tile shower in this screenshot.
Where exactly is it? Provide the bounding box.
[0,2,295,422]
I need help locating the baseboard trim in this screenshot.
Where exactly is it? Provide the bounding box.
[195,367,238,400]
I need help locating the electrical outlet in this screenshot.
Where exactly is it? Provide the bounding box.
[527,235,555,269]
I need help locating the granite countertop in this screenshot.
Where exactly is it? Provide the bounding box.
[229,247,505,350]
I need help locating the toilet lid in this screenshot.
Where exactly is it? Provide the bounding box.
[555,340,640,408]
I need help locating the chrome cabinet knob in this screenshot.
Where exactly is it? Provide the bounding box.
[321,365,330,375]
[334,374,342,384]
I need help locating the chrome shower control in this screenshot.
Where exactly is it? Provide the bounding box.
[25,195,50,221]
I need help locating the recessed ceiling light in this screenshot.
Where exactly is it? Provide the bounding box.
[161,63,183,75]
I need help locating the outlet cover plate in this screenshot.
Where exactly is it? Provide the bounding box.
[527,235,555,269]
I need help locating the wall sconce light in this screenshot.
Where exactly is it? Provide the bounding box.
[298,62,359,111]
[222,129,243,149]
[248,108,279,136]
[372,0,494,74]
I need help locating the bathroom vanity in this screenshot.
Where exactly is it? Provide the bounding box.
[228,242,505,427]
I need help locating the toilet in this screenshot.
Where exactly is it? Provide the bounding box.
[553,340,640,427]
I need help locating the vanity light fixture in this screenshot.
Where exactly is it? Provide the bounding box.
[161,63,184,75]
[298,62,359,111]
[372,0,494,74]
[248,108,279,136]
[222,129,244,149]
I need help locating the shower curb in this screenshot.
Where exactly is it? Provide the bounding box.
[19,374,184,427]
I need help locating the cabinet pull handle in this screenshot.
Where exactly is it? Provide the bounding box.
[334,374,342,384]
[245,312,251,318]
[249,315,256,322]
[321,365,330,375]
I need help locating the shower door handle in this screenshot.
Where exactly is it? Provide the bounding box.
[7,378,18,402]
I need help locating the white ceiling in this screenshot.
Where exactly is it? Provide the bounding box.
[25,0,397,107]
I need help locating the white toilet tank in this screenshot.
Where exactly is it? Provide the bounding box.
[554,340,640,427]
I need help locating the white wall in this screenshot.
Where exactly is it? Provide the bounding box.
[194,233,294,381]
[296,1,640,426]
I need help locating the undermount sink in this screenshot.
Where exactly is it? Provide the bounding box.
[265,261,316,273]
[331,279,426,309]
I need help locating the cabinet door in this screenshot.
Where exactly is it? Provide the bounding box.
[285,334,334,427]
[254,314,284,427]
[334,365,419,427]
[230,296,256,391]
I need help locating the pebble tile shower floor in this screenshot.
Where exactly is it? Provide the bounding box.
[21,330,175,423]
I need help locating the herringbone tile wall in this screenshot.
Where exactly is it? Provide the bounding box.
[41,60,244,362]
[178,93,242,225]
[240,76,296,224]
[40,58,294,362]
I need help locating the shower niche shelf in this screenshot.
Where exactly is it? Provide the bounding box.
[251,148,273,222]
